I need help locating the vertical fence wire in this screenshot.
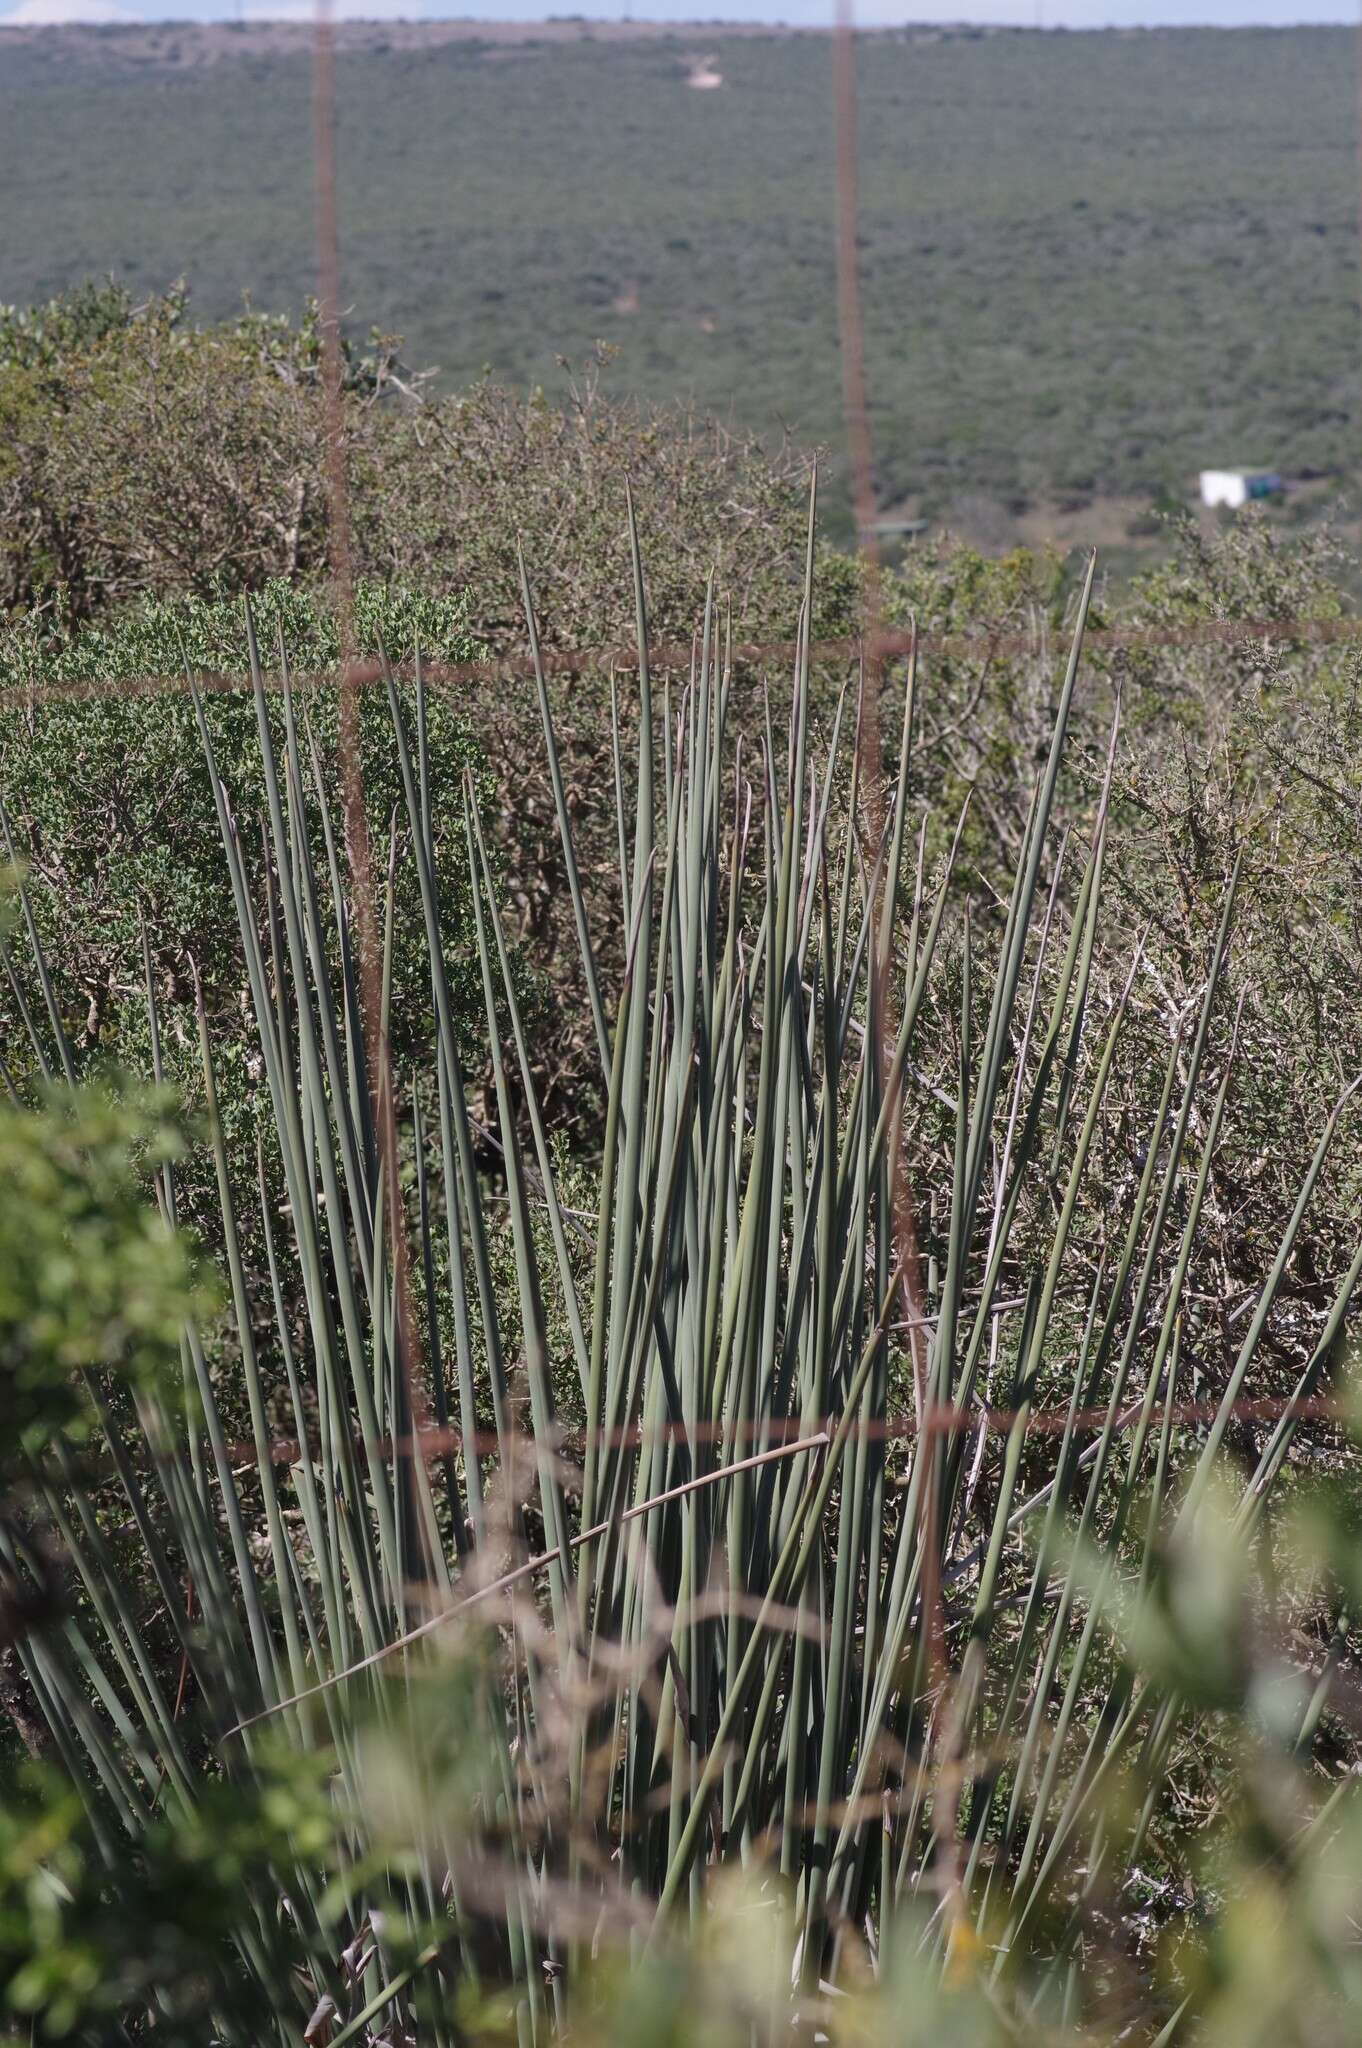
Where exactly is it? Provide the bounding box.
[313,0,433,1589]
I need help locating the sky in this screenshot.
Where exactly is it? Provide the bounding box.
[2,0,1358,32]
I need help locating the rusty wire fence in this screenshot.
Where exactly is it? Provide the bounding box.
[7,0,1362,1681]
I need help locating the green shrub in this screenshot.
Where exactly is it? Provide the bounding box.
[0,575,484,692]
[0,1083,207,1484]
[0,1079,336,2044]
[0,286,839,657]
[0,580,499,1243]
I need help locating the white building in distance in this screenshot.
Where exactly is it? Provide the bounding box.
[1200,469,1284,511]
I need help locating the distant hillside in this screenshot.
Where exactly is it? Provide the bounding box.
[4,20,1358,560]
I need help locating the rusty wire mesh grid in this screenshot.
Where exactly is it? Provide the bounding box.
[0,0,1351,1546]
[4,0,1361,1858]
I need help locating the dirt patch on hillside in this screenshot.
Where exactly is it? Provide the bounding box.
[887,491,1158,560]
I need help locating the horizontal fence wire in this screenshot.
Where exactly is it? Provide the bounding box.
[4,607,1362,714]
[212,1391,1353,1476]
[12,13,1354,1589]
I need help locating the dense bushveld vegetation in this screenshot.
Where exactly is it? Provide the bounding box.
[0,285,823,647]
[3,23,1359,552]
[0,283,833,1130]
[4,291,1362,2043]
